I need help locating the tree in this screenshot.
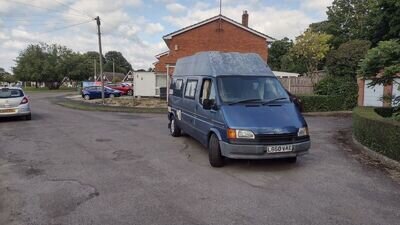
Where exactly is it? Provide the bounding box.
[85,51,105,63]
[370,0,400,44]
[290,31,332,82]
[0,67,6,81]
[325,0,378,47]
[104,51,132,74]
[2,74,17,84]
[13,43,85,89]
[358,40,400,85]
[67,53,93,81]
[13,44,47,87]
[279,54,307,74]
[325,40,371,78]
[268,37,293,70]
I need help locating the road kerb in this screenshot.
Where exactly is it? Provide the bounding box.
[352,135,400,170]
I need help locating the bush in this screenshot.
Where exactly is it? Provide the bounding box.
[358,40,400,85]
[325,40,371,78]
[314,76,358,109]
[299,95,354,112]
[353,107,400,161]
[374,107,394,118]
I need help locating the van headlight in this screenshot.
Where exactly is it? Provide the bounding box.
[227,129,255,139]
[298,127,309,137]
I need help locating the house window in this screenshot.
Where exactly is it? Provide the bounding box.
[184,80,198,99]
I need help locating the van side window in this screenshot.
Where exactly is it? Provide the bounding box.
[200,79,215,105]
[174,79,183,97]
[184,80,197,99]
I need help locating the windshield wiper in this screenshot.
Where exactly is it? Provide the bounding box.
[262,97,288,105]
[228,98,263,105]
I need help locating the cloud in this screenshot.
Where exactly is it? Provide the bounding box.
[0,0,333,72]
[300,0,332,18]
[145,23,164,34]
[163,1,331,40]
[166,3,186,14]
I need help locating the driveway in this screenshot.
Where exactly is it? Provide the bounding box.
[1,92,399,225]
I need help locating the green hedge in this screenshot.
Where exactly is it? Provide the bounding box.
[299,95,355,112]
[353,107,400,161]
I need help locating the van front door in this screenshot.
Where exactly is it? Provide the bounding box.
[194,78,217,145]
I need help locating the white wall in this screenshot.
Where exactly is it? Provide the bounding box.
[363,80,384,107]
[134,72,156,97]
[393,78,400,106]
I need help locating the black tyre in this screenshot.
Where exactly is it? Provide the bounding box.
[127,90,133,96]
[208,134,224,167]
[109,94,115,98]
[169,116,181,137]
[25,114,32,120]
[286,157,297,163]
[84,95,90,100]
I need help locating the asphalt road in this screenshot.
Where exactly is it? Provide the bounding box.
[1,93,400,225]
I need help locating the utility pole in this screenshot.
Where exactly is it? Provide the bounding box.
[93,59,96,81]
[112,59,115,82]
[95,16,105,104]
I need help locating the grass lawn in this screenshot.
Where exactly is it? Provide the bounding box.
[23,87,77,92]
[55,97,167,114]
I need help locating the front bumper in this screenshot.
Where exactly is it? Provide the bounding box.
[0,105,31,118]
[220,140,310,159]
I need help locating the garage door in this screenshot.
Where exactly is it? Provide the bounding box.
[364,80,383,107]
[393,78,400,106]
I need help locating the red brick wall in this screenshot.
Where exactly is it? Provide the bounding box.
[154,54,168,74]
[155,19,269,73]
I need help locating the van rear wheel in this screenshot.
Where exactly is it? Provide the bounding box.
[169,116,181,137]
[209,134,224,167]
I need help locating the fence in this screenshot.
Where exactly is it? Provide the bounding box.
[278,77,320,95]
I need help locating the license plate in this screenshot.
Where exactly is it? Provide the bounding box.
[0,109,16,113]
[266,145,293,153]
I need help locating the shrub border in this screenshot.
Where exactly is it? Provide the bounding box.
[53,95,167,114]
[353,107,400,162]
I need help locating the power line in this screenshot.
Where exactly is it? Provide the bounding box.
[39,19,93,34]
[53,0,94,19]
[1,20,93,35]
[8,0,90,18]
[0,14,90,19]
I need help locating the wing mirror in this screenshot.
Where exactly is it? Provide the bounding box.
[203,99,217,110]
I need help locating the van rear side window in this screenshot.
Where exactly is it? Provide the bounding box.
[184,80,197,99]
[174,79,183,97]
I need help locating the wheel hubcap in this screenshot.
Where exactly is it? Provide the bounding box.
[171,119,175,133]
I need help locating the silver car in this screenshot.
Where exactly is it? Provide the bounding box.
[0,87,31,120]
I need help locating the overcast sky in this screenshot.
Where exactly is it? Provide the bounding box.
[0,0,332,72]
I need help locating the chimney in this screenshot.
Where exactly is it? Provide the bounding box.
[242,10,249,27]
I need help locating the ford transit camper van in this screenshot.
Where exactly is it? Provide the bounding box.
[168,52,310,167]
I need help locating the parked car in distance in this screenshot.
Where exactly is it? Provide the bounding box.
[81,86,122,100]
[0,87,31,120]
[106,83,133,96]
[168,52,310,167]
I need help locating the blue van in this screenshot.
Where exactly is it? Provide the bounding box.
[168,52,310,167]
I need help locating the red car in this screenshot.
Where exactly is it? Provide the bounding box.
[106,84,133,96]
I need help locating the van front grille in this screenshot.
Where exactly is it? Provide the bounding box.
[230,133,309,145]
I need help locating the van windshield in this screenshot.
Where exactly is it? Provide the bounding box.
[217,76,289,104]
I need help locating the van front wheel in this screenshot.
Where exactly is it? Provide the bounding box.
[169,116,181,137]
[208,134,224,167]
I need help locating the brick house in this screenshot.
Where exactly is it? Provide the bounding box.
[154,11,275,85]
